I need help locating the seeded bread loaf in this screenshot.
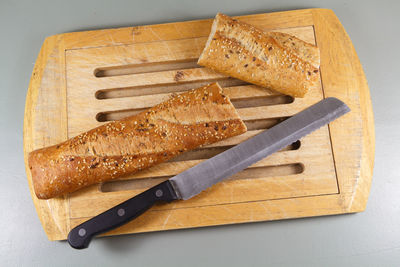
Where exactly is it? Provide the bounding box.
[198,13,320,98]
[28,83,247,199]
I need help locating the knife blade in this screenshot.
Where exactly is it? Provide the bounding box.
[68,97,350,249]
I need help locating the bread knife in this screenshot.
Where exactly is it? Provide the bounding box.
[68,97,350,249]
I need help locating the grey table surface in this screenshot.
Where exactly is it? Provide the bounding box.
[1,0,399,266]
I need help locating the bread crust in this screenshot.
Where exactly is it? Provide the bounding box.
[198,13,320,98]
[28,83,247,199]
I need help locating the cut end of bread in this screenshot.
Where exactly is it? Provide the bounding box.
[211,82,247,133]
[198,14,220,65]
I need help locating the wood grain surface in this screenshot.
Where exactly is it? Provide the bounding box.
[23,8,374,240]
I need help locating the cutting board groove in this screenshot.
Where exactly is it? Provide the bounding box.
[101,163,304,193]
[24,9,374,240]
[94,58,200,77]
[96,79,248,98]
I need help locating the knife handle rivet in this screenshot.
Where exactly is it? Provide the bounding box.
[117,208,125,217]
[155,189,163,197]
[78,228,86,237]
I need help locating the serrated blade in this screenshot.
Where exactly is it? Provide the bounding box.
[170,97,350,200]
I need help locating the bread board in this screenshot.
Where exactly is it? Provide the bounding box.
[23,8,374,241]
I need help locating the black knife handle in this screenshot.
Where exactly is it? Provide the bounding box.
[67,180,178,249]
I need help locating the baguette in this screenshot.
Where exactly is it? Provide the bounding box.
[28,83,247,199]
[198,13,320,98]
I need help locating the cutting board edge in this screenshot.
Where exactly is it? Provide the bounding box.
[23,34,70,241]
[311,8,374,213]
[48,8,317,50]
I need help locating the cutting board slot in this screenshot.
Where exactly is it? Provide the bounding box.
[170,140,300,162]
[245,118,288,131]
[170,146,235,162]
[100,163,304,193]
[101,176,170,192]
[96,108,145,122]
[96,106,290,123]
[231,95,293,108]
[95,78,248,99]
[94,58,200,78]
[95,96,293,122]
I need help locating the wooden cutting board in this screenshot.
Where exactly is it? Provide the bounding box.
[23,8,374,241]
